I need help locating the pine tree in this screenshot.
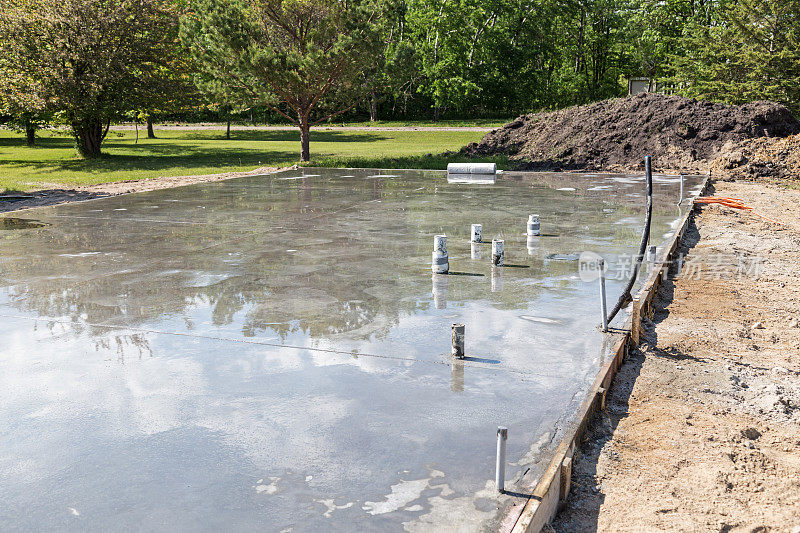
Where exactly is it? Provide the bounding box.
[671,0,800,112]
[181,0,384,161]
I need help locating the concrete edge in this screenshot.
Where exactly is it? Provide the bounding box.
[506,176,711,533]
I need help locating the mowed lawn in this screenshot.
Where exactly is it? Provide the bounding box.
[0,128,496,192]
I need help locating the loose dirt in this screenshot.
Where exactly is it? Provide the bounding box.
[712,133,800,182]
[549,180,800,532]
[0,166,284,213]
[462,94,800,175]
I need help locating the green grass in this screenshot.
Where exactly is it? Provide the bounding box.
[0,128,501,192]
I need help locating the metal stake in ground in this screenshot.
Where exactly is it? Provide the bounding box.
[451,323,465,358]
[599,258,608,332]
[496,426,508,493]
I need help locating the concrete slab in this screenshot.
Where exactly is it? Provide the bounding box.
[0,168,703,531]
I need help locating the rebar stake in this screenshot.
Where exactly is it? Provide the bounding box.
[496,427,508,492]
[599,258,608,332]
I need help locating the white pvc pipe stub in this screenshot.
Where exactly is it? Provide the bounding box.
[451,323,465,359]
[646,245,657,263]
[447,162,497,175]
[471,224,482,243]
[527,214,540,236]
[491,239,504,266]
[432,235,449,274]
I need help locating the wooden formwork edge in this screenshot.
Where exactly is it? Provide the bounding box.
[507,176,710,533]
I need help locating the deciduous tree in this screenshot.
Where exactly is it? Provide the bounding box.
[181,0,384,161]
[0,0,181,158]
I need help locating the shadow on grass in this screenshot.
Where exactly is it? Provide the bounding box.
[177,130,388,143]
[0,136,76,149]
[2,145,299,174]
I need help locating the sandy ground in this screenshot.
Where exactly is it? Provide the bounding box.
[550,180,800,532]
[0,166,285,213]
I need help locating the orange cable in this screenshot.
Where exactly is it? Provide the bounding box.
[695,196,783,225]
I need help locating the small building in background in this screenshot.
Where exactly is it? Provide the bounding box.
[628,77,653,95]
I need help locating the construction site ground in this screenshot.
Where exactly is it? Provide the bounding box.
[549,179,800,532]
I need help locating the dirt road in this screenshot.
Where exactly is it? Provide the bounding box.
[551,180,800,532]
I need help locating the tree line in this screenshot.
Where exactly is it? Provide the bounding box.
[1,0,798,161]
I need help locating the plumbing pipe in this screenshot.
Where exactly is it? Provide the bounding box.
[646,245,657,263]
[491,239,504,266]
[451,323,465,359]
[496,427,508,492]
[527,214,540,236]
[432,235,449,274]
[447,162,497,175]
[471,224,482,243]
[606,156,653,323]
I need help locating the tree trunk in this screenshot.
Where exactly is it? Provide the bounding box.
[73,119,104,158]
[299,115,311,162]
[25,118,35,146]
[226,118,231,140]
[369,92,378,122]
[433,106,441,123]
[146,116,156,139]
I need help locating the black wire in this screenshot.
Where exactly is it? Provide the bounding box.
[606,156,653,324]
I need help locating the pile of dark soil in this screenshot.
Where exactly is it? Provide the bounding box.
[461,93,800,172]
[711,134,800,181]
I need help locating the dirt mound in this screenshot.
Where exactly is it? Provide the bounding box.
[712,134,800,181]
[462,93,800,172]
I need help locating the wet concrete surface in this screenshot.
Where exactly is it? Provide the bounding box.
[0,168,703,531]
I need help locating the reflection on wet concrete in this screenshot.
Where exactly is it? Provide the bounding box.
[431,273,448,309]
[450,360,464,392]
[0,168,704,531]
[0,217,48,230]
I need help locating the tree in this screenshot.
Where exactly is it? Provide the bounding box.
[0,0,181,158]
[181,0,384,161]
[0,42,48,146]
[670,0,800,112]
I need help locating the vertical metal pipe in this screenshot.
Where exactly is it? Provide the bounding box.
[496,427,508,492]
[678,174,684,205]
[451,323,465,358]
[599,258,608,332]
